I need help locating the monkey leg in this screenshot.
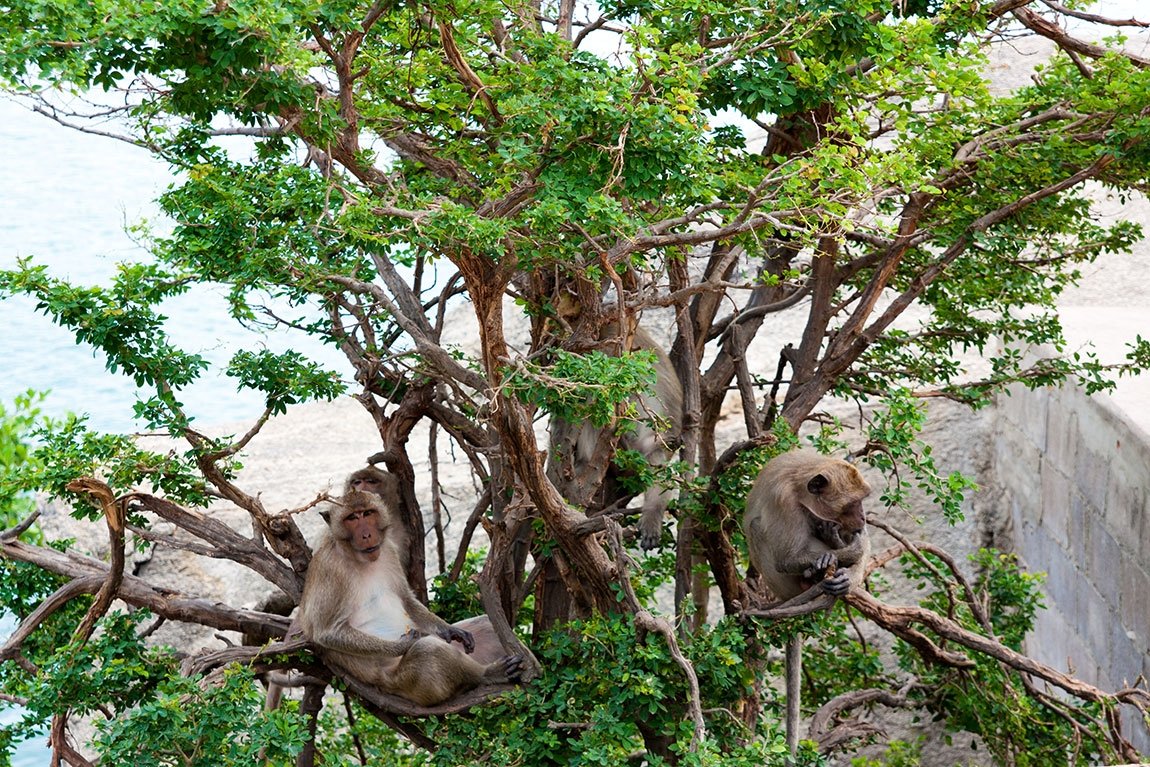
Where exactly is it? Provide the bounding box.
[386,636,489,706]
[636,447,676,550]
[451,615,503,665]
[637,487,673,550]
[387,635,522,706]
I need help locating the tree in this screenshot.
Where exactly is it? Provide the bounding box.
[2,0,1150,764]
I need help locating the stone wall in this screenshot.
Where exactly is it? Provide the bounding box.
[995,379,1150,753]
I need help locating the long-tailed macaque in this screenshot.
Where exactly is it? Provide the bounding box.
[743,448,872,600]
[343,464,411,570]
[298,491,523,706]
[344,465,399,501]
[742,448,873,755]
[548,320,684,550]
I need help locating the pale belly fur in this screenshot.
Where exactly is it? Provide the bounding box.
[350,583,413,639]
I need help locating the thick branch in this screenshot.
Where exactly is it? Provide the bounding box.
[0,539,291,640]
[127,492,301,600]
[846,590,1150,714]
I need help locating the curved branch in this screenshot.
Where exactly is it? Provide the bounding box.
[809,686,918,752]
[845,590,1150,713]
[0,538,292,641]
[65,479,126,645]
[0,576,103,661]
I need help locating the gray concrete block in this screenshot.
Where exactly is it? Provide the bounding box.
[1107,617,1145,691]
[1034,533,1080,623]
[1069,493,1093,566]
[1028,607,1100,684]
[1074,443,1112,517]
[1044,400,1080,471]
[1075,580,1110,658]
[995,426,1043,504]
[1105,463,1148,546]
[1011,382,1049,450]
[1039,464,1072,550]
[1119,561,1150,649]
[1087,523,1121,586]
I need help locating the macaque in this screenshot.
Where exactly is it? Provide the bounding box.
[344,465,399,501]
[548,320,684,550]
[743,448,872,600]
[298,491,523,706]
[344,464,408,561]
[742,448,872,756]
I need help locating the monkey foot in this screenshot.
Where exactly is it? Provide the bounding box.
[638,528,662,551]
[500,654,525,683]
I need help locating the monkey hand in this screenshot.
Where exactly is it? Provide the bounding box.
[803,552,838,583]
[437,625,476,653]
[398,629,426,650]
[820,568,852,597]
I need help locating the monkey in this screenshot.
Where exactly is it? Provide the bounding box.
[742,448,872,756]
[342,464,411,570]
[344,465,400,501]
[743,448,872,600]
[547,320,684,550]
[297,491,524,707]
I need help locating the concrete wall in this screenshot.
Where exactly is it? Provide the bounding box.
[995,379,1150,753]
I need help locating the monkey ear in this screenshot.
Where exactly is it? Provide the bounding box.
[320,508,332,525]
[807,474,829,495]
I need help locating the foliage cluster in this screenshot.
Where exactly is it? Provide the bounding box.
[2,0,1150,764]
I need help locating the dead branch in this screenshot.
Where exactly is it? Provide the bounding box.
[0,576,103,662]
[126,491,301,600]
[1,510,41,541]
[809,686,918,752]
[846,590,1150,715]
[741,586,838,620]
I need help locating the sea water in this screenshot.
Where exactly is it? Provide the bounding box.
[0,97,341,766]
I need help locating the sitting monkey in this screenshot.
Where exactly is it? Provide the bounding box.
[743,448,872,600]
[298,491,523,706]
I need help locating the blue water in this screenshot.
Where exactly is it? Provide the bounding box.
[0,99,346,434]
[0,98,343,766]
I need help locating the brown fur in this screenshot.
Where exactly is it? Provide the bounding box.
[343,466,400,505]
[743,448,872,600]
[298,492,522,706]
[742,448,873,757]
[548,321,684,549]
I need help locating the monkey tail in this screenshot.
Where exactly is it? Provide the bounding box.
[785,633,802,758]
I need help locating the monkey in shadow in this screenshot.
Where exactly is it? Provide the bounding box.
[547,312,684,550]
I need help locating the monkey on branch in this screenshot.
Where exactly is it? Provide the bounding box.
[545,290,685,550]
[297,488,524,707]
[742,448,873,756]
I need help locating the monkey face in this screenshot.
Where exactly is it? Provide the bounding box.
[341,505,386,561]
[805,470,870,534]
[329,492,395,563]
[350,474,383,494]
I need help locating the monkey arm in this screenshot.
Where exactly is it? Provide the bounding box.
[310,617,418,658]
[831,534,867,568]
[401,593,452,634]
[400,594,477,652]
